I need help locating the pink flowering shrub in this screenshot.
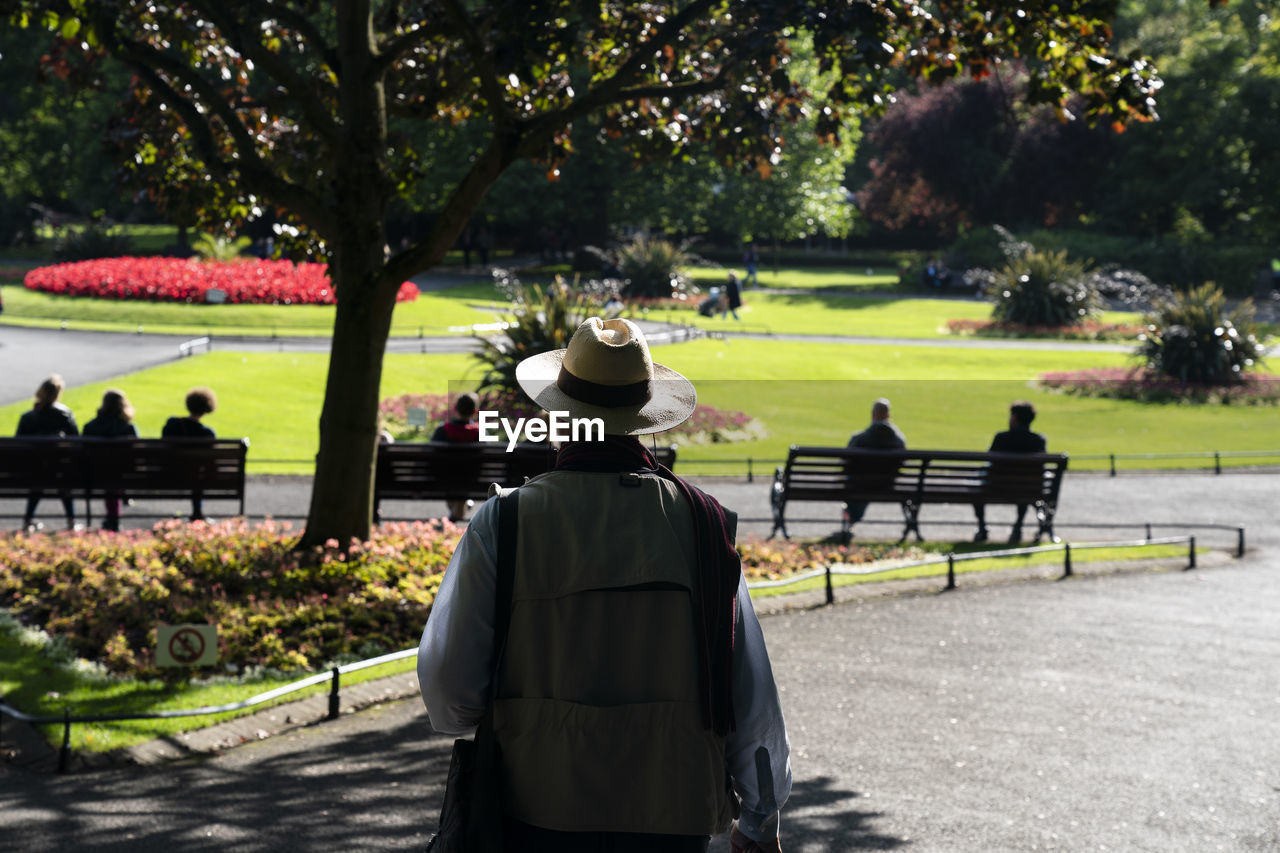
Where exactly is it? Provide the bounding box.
[947,318,1144,341]
[1038,367,1280,405]
[737,538,918,581]
[380,391,764,444]
[23,257,419,305]
[0,519,458,677]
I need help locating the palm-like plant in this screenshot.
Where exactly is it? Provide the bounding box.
[988,247,1100,327]
[474,275,600,395]
[584,233,697,299]
[192,233,252,261]
[1137,283,1264,385]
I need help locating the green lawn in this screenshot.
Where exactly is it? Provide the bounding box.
[642,287,1144,338]
[3,339,1276,475]
[685,265,901,291]
[0,281,510,337]
[0,612,419,754]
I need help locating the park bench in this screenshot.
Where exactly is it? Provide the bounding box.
[769,445,1068,542]
[374,441,677,519]
[0,437,249,526]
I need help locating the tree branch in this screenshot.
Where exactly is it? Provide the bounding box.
[372,17,432,76]
[247,0,340,71]
[438,0,508,127]
[188,0,342,147]
[109,31,338,235]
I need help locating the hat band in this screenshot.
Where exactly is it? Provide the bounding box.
[556,365,653,408]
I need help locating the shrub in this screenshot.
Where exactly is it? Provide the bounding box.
[23,257,419,305]
[987,246,1100,328]
[584,234,699,299]
[1136,283,1264,386]
[0,520,459,678]
[52,225,132,261]
[473,272,603,395]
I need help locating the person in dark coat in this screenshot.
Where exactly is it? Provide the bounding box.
[162,387,218,521]
[973,400,1047,544]
[722,272,742,320]
[16,374,79,531]
[843,398,907,534]
[83,389,139,531]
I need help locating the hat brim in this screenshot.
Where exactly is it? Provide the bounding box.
[515,349,697,436]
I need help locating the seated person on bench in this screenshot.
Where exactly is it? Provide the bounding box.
[974,400,1046,544]
[430,392,480,522]
[843,398,906,533]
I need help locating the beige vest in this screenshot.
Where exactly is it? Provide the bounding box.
[492,469,736,835]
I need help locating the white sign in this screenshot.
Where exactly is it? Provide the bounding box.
[157,624,219,667]
[407,406,428,427]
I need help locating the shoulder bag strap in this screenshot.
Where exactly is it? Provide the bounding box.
[489,489,519,691]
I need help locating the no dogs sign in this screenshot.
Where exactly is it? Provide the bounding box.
[157,624,219,667]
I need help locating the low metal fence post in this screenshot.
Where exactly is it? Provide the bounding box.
[824,564,834,606]
[747,458,753,484]
[1214,452,1221,475]
[58,708,72,774]
[1188,536,1196,570]
[946,554,956,590]
[1145,523,1152,541]
[1109,454,1116,476]
[328,667,341,720]
[1237,527,1245,558]
[1063,543,1073,577]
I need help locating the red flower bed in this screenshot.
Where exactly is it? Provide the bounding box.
[947,318,1143,341]
[23,257,419,305]
[1038,367,1280,405]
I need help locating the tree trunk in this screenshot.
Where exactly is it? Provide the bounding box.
[299,245,398,549]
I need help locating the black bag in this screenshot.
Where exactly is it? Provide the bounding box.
[427,490,519,852]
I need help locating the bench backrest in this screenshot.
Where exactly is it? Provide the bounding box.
[0,437,248,498]
[376,442,678,499]
[0,438,86,494]
[82,438,249,497]
[783,446,1068,503]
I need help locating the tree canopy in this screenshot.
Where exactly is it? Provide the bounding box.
[2,0,1163,545]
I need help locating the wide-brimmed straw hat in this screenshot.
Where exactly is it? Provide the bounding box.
[515,317,697,435]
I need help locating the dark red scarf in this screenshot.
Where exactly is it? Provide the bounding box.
[555,435,738,736]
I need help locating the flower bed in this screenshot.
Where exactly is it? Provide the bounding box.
[946,318,1143,341]
[380,392,765,444]
[0,520,456,677]
[1038,367,1280,405]
[23,257,419,305]
[0,520,915,680]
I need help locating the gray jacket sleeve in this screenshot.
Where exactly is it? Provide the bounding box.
[417,498,499,736]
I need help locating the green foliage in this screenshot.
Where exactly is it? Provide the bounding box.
[473,275,601,395]
[0,519,457,678]
[604,234,697,300]
[1137,283,1265,385]
[191,233,252,262]
[988,246,1101,327]
[51,225,131,261]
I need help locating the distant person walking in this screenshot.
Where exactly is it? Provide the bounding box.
[722,272,742,320]
[162,387,218,521]
[431,391,481,522]
[743,242,760,287]
[83,389,138,532]
[843,398,907,535]
[974,400,1047,544]
[16,374,79,531]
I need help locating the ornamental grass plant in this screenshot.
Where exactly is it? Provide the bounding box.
[1136,283,1264,386]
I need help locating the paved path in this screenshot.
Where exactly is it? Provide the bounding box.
[2,472,1277,852]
